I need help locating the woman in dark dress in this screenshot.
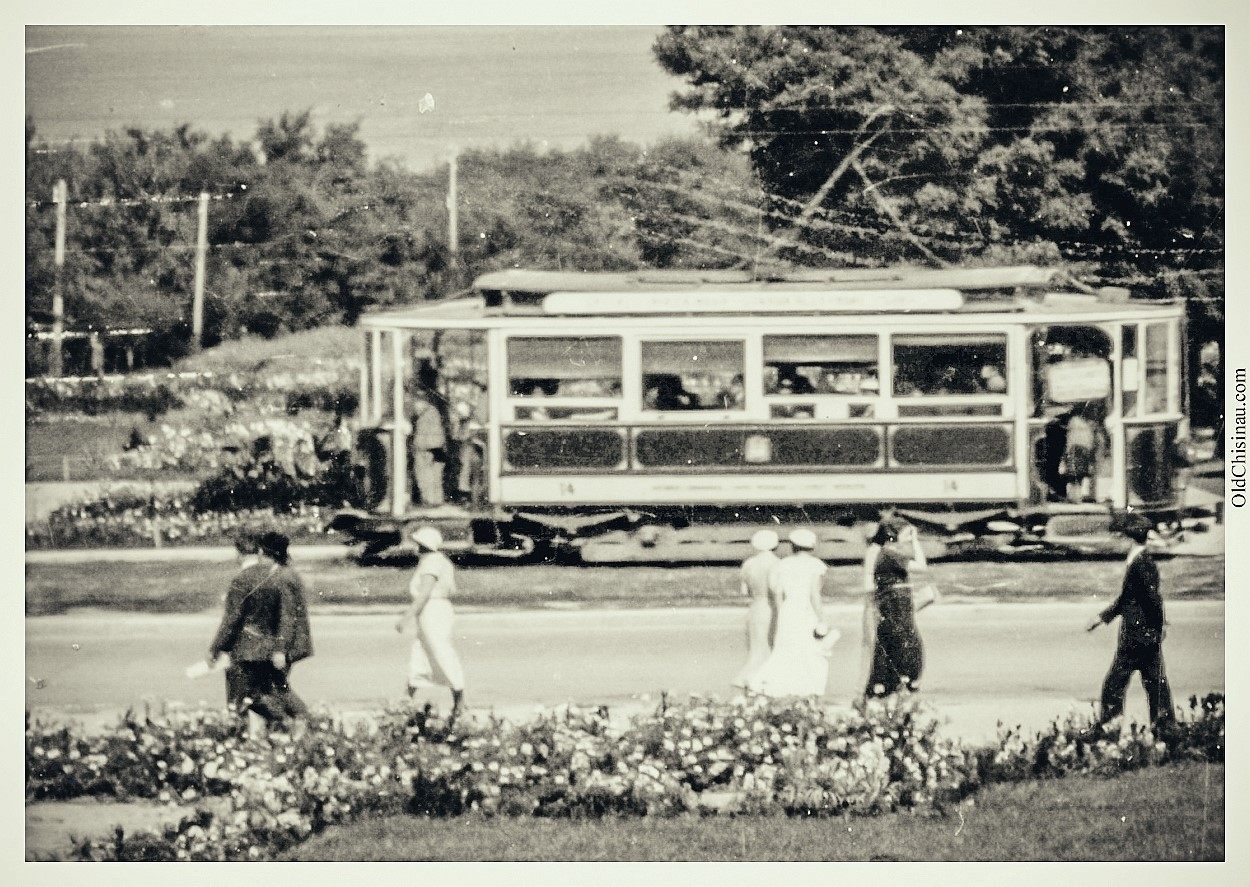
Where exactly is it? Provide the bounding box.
[863,518,928,696]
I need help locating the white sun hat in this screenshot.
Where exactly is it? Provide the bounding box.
[410,526,443,551]
[789,528,818,550]
[750,529,780,551]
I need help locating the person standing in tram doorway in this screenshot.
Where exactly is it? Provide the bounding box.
[396,526,466,724]
[1087,513,1176,730]
[1063,401,1098,503]
[410,361,447,507]
[732,529,781,690]
[452,400,487,507]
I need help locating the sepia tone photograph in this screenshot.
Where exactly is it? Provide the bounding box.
[20,11,1234,868]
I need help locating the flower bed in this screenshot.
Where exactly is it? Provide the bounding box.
[27,362,360,417]
[26,375,187,418]
[26,692,1224,862]
[25,489,332,549]
[979,692,1225,783]
[113,414,324,478]
[26,403,357,548]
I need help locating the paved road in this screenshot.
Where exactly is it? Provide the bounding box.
[26,601,1224,741]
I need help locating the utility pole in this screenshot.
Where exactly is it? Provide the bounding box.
[50,179,67,377]
[446,146,459,268]
[190,191,209,353]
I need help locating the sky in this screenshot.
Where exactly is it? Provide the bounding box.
[25,25,703,171]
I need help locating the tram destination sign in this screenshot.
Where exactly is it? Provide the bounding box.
[542,288,965,315]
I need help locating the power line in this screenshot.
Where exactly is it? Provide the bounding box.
[27,190,246,210]
[730,120,1222,137]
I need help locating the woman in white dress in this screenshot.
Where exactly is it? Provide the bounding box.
[748,528,838,698]
[732,529,782,689]
[395,526,466,722]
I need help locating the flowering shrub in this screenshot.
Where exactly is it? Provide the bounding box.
[25,490,332,549]
[27,362,359,419]
[978,693,1225,784]
[26,408,356,548]
[26,375,184,417]
[112,423,226,475]
[113,415,323,478]
[30,691,1225,861]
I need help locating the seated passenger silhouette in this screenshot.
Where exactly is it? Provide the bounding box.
[776,365,815,394]
[647,374,696,410]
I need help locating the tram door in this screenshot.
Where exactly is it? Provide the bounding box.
[421,330,490,509]
[1029,325,1115,505]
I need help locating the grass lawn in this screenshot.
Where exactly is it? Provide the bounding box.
[25,416,148,482]
[24,554,1224,616]
[281,761,1223,861]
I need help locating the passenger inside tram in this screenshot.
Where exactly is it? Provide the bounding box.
[556,377,620,397]
[818,368,878,395]
[644,374,697,410]
[893,335,1009,397]
[511,378,560,397]
[774,364,816,394]
[1032,326,1114,502]
[716,374,746,409]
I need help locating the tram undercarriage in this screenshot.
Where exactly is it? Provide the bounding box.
[328,494,1220,564]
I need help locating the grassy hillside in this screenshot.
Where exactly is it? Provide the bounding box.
[174,325,362,375]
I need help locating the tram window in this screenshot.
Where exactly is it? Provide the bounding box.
[377,331,396,422]
[898,403,1003,417]
[506,336,622,399]
[641,340,745,411]
[892,334,1007,396]
[514,405,618,422]
[1144,323,1169,414]
[1121,325,1139,417]
[762,335,879,395]
[771,404,816,419]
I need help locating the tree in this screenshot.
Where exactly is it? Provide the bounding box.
[256,110,315,164]
[653,25,1224,291]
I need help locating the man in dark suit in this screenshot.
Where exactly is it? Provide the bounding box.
[1086,513,1175,727]
[208,531,312,738]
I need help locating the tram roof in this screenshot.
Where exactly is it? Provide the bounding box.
[472,265,1068,293]
[360,265,1181,327]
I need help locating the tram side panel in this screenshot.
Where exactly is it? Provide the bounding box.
[496,420,1019,507]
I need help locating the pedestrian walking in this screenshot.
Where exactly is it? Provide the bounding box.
[1087,513,1175,728]
[731,529,781,690]
[747,528,836,698]
[864,518,928,697]
[396,526,466,723]
[207,531,313,739]
[222,532,261,723]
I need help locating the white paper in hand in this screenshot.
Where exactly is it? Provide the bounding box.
[186,654,229,679]
[815,626,842,656]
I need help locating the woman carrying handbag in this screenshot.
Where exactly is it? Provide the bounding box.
[861,517,936,697]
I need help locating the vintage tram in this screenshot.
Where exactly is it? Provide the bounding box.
[329,265,1204,561]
